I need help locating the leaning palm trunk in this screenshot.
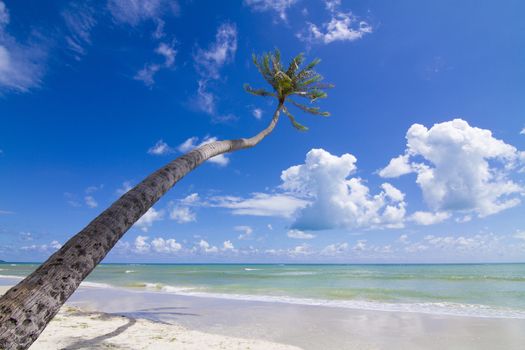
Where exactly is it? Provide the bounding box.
[0,105,282,350]
[0,49,332,350]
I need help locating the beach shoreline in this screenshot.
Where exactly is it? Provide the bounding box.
[2,281,525,349]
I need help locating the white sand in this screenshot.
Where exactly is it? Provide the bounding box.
[0,287,300,350]
[31,306,300,350]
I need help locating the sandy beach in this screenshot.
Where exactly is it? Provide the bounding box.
[2,280,525,350]
[1,285,299,350]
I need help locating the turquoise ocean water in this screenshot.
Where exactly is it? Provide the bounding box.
[2,263,525,318]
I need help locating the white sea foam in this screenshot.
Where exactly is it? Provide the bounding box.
[0,274,23,280]
[125,270,135,274]
[79,281,113,289]
[146,289,525,320]
[274,271,317,276]
[244,268,261,271]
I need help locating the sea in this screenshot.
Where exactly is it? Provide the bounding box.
[1,263,525,319]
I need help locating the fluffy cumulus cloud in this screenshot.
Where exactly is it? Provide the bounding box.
[410,211,450,226]
[194,239,219,254]
[170,206,196,223]
[134,207,163,232]
[298,0,372,44]
[21,240,62,253]
[321,242,349,255]
[147,139,174,155]
[283,149,406,230]
[0,1,46,92]
[380,119,524,218]
[194,23,237,116]
[84,195,98,208]
[170,193,199,224]
[287,229,315,240]
[107,0,178,25]
[222,240,236,251]
[243,0,298,21]
[134,235,182,254]
[177,136,229,166]
[151,237,182,253]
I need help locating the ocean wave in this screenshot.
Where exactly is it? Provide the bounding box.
[274,271,318,276]
[244,268,261,271]
[0,274,24,280]
[125,270,135,274]
[79,281,113,289]
[165,291,525,319]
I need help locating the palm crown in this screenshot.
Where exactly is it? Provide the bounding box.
[244,49,333,131]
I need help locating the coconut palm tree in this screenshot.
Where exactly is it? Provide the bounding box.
[0,49,332,349]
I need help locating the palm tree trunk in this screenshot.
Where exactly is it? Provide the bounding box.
[0,104,282,350]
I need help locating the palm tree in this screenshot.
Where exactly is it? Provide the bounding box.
[0,49,332,349]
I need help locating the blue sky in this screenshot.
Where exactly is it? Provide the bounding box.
[1,0,524,263]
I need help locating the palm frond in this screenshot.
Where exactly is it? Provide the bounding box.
[283,106,308,131]
[244,84,275,97]
[290,99,330,116]
[245,49,332,131]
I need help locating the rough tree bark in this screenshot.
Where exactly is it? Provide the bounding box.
[0,104,282,350]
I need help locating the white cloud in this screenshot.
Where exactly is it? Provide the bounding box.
[134,235,182,254]
[134,235,150,253]
[398,234,409,244]
[134,207,163,232]
[353,239,367,251]
[177,135,229,166]
[288,243,311,256]
[170,206,196,223]
[116,181,133,195]
[181,193,199,205]
[194,23,237,80]
[287,229,315,240]
[235,225,253,240]
[107,0,178,25]
[193,23,237,116]
[84,195,98,208]
[195,239,218,254]
[282,149,406,230]
[0,1,7,25]
[151,237,182,253]
[321,242,348,255]
[62,2,96,60]
[378,154,412,178]
[410,211,450,226]
[513,231,525,241]
[380,119,524,217]
[210,193,308,217]
[298,1,372,45]
[244,0,298,21]
[423,234,502,252]
[0,1,46,92]
[222,240,236,251]
[147,139,174,155]
[21,240,62,253]
[520,128,525,135]
[135,42,176,87]
[252,108,263,120]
